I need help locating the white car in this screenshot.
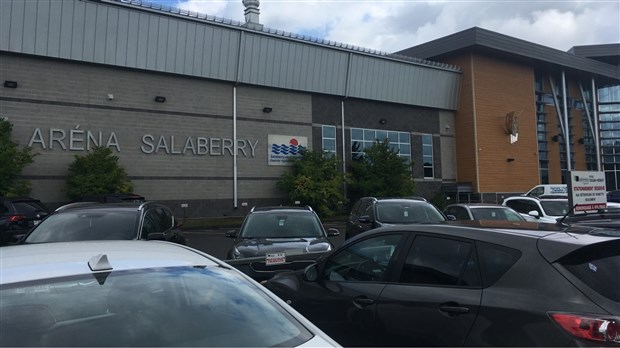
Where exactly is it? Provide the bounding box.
[502,196,568,223]
[0,241,340,347]
[523,184,567,198]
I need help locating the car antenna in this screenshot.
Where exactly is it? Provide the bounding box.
[556,204,578,226]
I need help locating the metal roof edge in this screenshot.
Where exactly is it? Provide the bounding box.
[397,27,619,80]
[99,0,460,73]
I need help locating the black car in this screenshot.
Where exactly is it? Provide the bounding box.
[225,206,339,278]
[23,202,185,244]
[559,208,620,229]
[346,197,446,239]
[608,190,620,203]
[264,220,620,347]
[73,192,146,203]
[0,197,50,245]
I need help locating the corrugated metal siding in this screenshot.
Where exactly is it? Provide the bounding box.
[1,0,460,110]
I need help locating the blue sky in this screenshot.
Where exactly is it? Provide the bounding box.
[145,0,618,53]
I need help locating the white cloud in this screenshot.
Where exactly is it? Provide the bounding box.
[175,0,620,52]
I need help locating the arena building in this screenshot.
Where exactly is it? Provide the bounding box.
[2,0,618,217]
[1,0,461,217]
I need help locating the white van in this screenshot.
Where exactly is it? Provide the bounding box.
[523,184,567,198]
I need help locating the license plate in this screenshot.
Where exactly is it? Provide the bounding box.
[265,253,286,266]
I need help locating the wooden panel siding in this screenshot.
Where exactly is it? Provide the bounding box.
[471,54,539,193]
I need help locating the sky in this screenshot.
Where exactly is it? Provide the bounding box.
[148,0,619,54]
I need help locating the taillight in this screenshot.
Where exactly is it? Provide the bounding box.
[8,215,26,222]
[550,312,620,344]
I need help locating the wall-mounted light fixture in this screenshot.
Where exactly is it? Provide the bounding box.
[506,158,515,162]
[262,107,273,113]
[379,118,387,125]
[154,96,166,103]
[3,80,18,88]
[551,135,559,142]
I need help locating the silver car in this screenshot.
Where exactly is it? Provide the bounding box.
[0,241,340,347]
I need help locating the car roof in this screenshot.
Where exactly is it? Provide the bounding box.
[0,241,222,285]
[446,203,508,208]
[54,201,155,213]
[355,220,620,262]
[250,206,314,213]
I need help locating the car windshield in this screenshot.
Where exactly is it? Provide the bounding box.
[375,202,446,223]
[540,200,569,216]
[240,212,323,238]
[25,211,138,243]
[0,267,313,347]
[471,207,525,221]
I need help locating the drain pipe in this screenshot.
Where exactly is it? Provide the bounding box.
[233,86,238,209]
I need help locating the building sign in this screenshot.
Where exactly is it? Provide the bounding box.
[268,134,307,166]
[27,127,258,157]
[568,171,607,211]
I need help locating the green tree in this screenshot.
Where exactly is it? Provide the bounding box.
[348,139,415,202]
[65,146,134,200]
[277,149,348,218]
[0,119,36,197]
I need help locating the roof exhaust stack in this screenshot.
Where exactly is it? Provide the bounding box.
[242,0,263,29]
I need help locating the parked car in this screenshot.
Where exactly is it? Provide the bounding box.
[23,202,185,245]
[607,190,620,203]
[444,203,525,221]
[0,240,340,347]
[523,184,567,197]
[346,197,446,239]
[225,207,339,281]
[0,197,50,245]
[502,196,569,222]
[264,221,620,347]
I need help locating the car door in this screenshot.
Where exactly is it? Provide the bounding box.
[292,233,406,346]
[376,233,482,346]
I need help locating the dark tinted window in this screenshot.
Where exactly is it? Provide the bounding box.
[475,241,522,287]
[323,234,402,282]
[560,242,620,302]
[400,235,480,287]
[446,206,470,220]
[375,202,445,223]
[539,200,569,216]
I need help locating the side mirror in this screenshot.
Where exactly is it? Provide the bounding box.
[147,232,166,241]
[225,229,238,238]
[446,214,457,221]
[303,264,319,282]
[326,228,340,237]
[358,215,372,224]
[528,210,540,218]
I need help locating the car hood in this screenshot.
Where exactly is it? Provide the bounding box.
[234,237,332,258]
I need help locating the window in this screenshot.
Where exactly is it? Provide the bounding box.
[322,125,336,155]
[399,235,480,287]
[351,128,410,164]
[422,134,434,178]
[476,242,521,287]
[323,234,402,282]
